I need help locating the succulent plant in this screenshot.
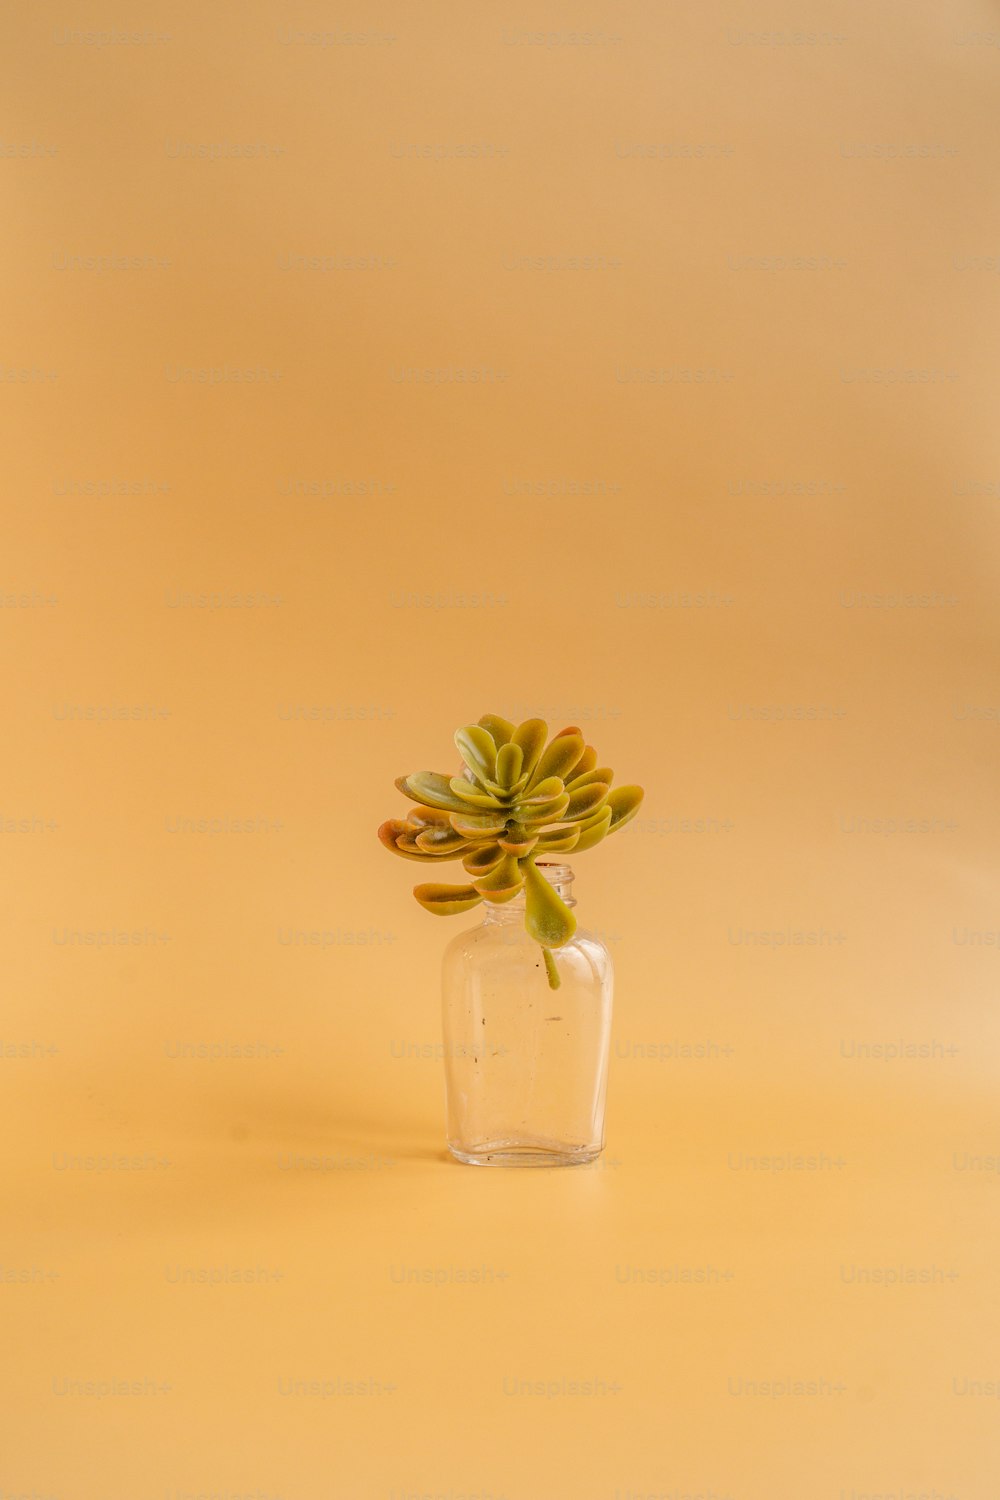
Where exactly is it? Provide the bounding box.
[378,715,644,989]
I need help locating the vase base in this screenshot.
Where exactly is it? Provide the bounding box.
[448,1139,601,1168]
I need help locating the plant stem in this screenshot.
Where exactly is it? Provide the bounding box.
[542,946,561,990]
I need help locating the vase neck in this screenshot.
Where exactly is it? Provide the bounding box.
[482,862,576,924]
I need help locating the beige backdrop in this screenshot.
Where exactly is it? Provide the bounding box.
[4,1,1000,1496]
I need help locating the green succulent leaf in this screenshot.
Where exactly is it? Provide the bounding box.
[498,824,538,857]
[394,833,439,856]
[478,714,516,749]
[523,860,577,948]
[606,784,644,834]
[481,883,524,906]
[414,825,471,855]
[511,719,548,781]
[535,824,581,853]
[377,820,441,862]
[472,854,524,902]
[520,793,571,826]
[566,765,613,792]
[565,782,610,820]
[495,742,524,791]
[455,725,498,785]
[477,779,518,803]
[448,777,503,810]
[395,772,472,814]
[516,775,566,807]
[529,730,585,789]
[448,809,509,839]
[462,843,505,876]
[571,745,598,779]
[413,883,485,916]
[405,806,454,829]
[378,819,416,851]
[572,805,613,851]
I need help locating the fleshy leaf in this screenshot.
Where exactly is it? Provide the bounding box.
[570,745,598,779]
[448,777,503,810]
[414,826,471,855]
[535,824,581,853]
[378,818,407,846]
[566,765,613,792]
[523,860,577,948]
[462,843,504,876]
[529,732,585,789]
[520,793,570,826]
[606,785,644,834]
[395,833,437,855]
[498,824,538,857]
[472,854,523,901]
[511,719,548,781]
[448,809,509,839]
[495,742,524,792]
[572,805,613,851]
[413,883,484,916]
[395,772,471,814]
[516,776,566,807]
[377,820,441,862]
[455,725,498,785]
[565,782,609,820]
[476,779,518,803]
[477,882,523,905]
[478,714,515,749]
[405,806,454,829]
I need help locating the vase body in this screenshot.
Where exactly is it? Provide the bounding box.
[441,865,613,1166]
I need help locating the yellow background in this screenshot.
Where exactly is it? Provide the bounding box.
[3,0,1000,1494]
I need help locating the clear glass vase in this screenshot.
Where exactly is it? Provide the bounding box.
[441,864,613,1166]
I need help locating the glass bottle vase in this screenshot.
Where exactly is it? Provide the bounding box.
[441,864,613,1166]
